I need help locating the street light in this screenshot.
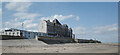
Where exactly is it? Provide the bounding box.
[22,23,24,30]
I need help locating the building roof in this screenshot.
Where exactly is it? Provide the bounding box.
[63,24,68,28]
[53,19,61,25]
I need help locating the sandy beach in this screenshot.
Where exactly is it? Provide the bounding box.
[2,39,118,53]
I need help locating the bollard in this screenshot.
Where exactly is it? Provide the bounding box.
[35,35,38,40]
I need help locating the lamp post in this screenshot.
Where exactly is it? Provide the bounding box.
[22,23,24,30]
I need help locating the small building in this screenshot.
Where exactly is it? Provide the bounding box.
[0,28,47,39]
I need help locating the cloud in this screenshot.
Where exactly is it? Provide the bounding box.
[0,28,9,31]
[22,20,38,29]
[53,14,73,20]
[40,14,81,22]
[0,8,1,15]
[13,12,40,21]
[73,24,118,42]
[41,14,74,21]
[92,24,118,43]
[5,12,40,30]
[93,24,118,34]
[12,12,40,29]
[3,0,31,2]
[5,19,38,30]
[4,12,40,30]
[73,26,86,35]
[2,0,119,2]
[5,21,22,28]
[73,24,118,36]
[0,8,2,27]
[25,23,38,29]
[4,2,40,31]
[5,2,32,12]
[75,16,80,21]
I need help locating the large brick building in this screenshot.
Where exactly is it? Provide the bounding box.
[39,19,75,38]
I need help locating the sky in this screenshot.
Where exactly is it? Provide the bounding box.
[2,0,120,2]
[2,2,118,43]
[0,2,1,29]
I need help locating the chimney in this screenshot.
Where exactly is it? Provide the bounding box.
[48,20,50,22]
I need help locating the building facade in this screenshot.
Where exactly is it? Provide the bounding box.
[39,19,75,38]
[0,19,75,39]
[0,28,47,39]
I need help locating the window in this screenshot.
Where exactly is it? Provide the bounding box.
[17,32,19,34]
[39,33,41,35]
[41,23,44,29]
[42,26,43,29]
[13,32,14,35]
[17,32,19,35]
[9,32,11,35]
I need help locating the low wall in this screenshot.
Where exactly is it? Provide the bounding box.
[76,39,101,43]
[0,35,25,40]
[38,36,76,44]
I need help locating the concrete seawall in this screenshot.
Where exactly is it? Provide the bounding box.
[38,36,76,44]
[0,35,25,40]
[38,36,101,44]
[1,35,101,44]
[75,39,101,43]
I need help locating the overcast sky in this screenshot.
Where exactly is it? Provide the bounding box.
[2,2,118,43]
